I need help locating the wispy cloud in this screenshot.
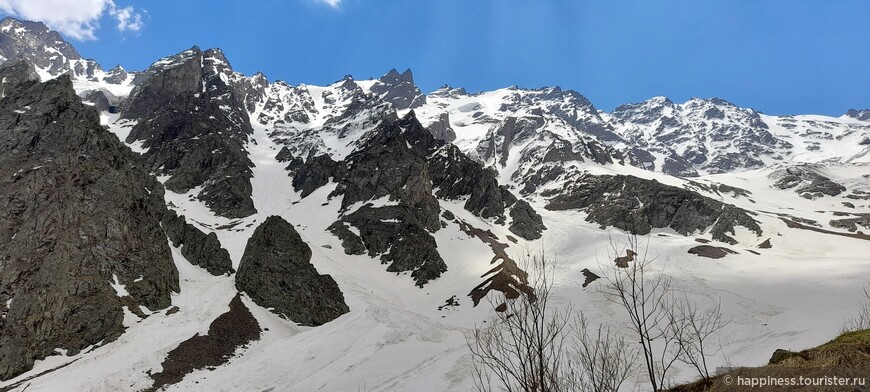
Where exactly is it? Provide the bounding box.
[0,0,146,40]
[317,0,341,9]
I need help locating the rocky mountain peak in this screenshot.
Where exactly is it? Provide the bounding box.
[610,95,788,175]
[0,17,104,80]
[121,45,257,218]
[0,72,179,380]
[846,109,870,121]
[370,67,426,109]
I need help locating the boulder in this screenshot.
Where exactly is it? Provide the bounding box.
[236,216,348,326]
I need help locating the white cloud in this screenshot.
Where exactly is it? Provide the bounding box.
[317,0,341,9]
[110,5,144,33]
[0,0,145,40]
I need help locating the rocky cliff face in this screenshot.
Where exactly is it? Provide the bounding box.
[544,174,762,244]
[0,74,179,380]
[0,18,99,79]
[236,216,348,326]
[293,112,546,286]
[121,47,258,218]
[846,109,870,122]
[610,97,792,176]
[369,68,426,110]
[162,210,234,276]
[0,60,37,97]
[769,165,846,199]
[415,85,626,192]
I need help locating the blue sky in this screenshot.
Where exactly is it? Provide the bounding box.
[4,0,868,115]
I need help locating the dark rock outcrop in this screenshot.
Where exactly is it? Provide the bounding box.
[846,109,870,122]
[331,205,446,286]
[121,47,256,218]
[146,294,260,392]
[0,18,101,80]
[508,200,545,240]
[0,61,38,98]
[830,214,870,233]
[81,90,114,112]
[688,245,737,259]
[294,112,544,286]
[771,166,846,199]
[0,75,179,380]
[236,216,348,326]
[427,112,456,142]
[162,210,234,276]
[291,154,346,198]
[369,68,426,109]
[544,174,762,244]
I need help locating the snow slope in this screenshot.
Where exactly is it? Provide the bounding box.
[1,47,869,390]
[5,89,870,391]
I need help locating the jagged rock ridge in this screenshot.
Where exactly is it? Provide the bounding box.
[0,74,179,380]
[291,112,546,286]
[122,46,258,219]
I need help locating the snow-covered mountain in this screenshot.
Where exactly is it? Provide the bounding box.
[0,17,869,392]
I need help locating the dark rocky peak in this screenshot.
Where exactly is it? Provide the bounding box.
[0,17,105,80]
[427,112,456,142]
[846,109,870,121]
[610,95,787,175]
[370,67,426,109]
[291,112,544,286]
[707,97,738,107]
[0,60,38,97]
[236,216,349,326]
[0,75,180,380]
[120,46,257,218]
[611,96,677,124]
[335,111,441,213]
[380,68,414,84]
[103,65,130,84]
[429,85,468,99]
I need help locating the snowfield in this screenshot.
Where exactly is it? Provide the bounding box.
[2,77,870,392]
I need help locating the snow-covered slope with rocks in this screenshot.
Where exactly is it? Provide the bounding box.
[0,17,869,392]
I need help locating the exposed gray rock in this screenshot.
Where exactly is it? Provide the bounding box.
[81,90,112,112]
[611,96,792,175]
[121,47,256,218]
[846,109,870,122]
[770,165,846,198]
[162,210,233,276]
[326,221,366,255]
[0,18,101,79]
[0,75,179,380]
[335,205,446,286]
[0,60,38,98]
[688,245,737,259]
[275,146,294,162]
[544,174,762,244]
[369,68,426,109]
[428,141,521,224]
[292,154,346,198]
[508,200,545,240]
[294,112,544,285]
[103,65,129,84]
[427,112,456,142]
[829,214,870,233]
[236,216,349,326]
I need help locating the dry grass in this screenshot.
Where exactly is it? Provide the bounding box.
[669,329,870,391]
